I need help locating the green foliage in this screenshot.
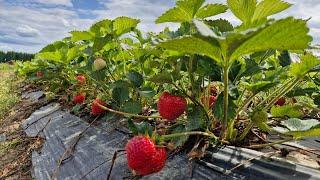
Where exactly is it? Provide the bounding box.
[0,51,34,63]
[159,37,222,63]
[230,18,311,61]
[127,71,144,87]
[227,0,257,24]
[271,105,303,118]
[156,0,227,23]
[274,118,320,139]
[290,54,320,77]
[122,101,142,114]
[113,17,140,36]
[14,0,320,150]
[70,31,93,42]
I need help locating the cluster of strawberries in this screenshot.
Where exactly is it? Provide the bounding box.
[39,60,218,176]
[71,72,221,175]
[73,75,108,116]
[72,74,188,175]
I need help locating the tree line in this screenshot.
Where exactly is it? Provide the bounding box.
[0,51,34,63]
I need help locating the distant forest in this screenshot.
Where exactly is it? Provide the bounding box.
[0,51,34,63]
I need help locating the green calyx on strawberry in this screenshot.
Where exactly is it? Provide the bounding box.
[93,58,106,71]
[73,93,85,104]
[126,136,167,176]
[37,71,44,77]
[157,92,187,121]
[275,97,286,106]
[201,95,217,107]
[91,98,107,116]
[76,75,86,84]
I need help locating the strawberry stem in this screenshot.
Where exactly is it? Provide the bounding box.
[161,131,225,143]
[243,138,294,149]
[96,103,162,119]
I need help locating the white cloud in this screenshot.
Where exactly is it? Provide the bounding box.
[16,25,40,37]
[92,0,179,32]
[27,0,72,6]
[0,2,94,52]
[0,45,13,52]
[0,0,320,53]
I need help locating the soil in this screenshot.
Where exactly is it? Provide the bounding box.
[0,84,48,179]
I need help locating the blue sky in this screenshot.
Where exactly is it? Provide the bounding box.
[0,0,319,53]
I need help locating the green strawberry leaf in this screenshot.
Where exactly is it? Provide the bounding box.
[314,95,320,106]
[70,31,93,42]
[245,81,277,94]
[195,4,228,19]
[138,87,156,98]
[204,19,234,32]
[90,19,113,37]
[170,125,189,148]
[230,18,312,61]
[289,54,320,78]
[127,71,143,87]
[112,85,129,105]
[271,104,303,118]
[286,128,320,139]
[159,36,222,64]
[149,73,173,84]
[186,106,204,131]
[281,118,319,131]
[252,0,291,22]
[214,94,237,121]
[273,118,320,139]
[113,16,140,36]
[227,0,256,24]
[122,101,142,114]
[156,0,205,23]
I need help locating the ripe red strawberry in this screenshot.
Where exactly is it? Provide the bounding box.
[157,92,187,121]
[210,85,217,96]
[275,97,286,106]
[91,98,107,116]
[201,95,217,107]
[36,71,44,77]
[73,93,85,104]
[126,136,167,175]
[93,58,106,70]
[76,75,86,84]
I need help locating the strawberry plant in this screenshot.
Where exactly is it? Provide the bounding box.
[15,0,320,176]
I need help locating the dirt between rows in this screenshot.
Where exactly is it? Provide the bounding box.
[0,84,48,179]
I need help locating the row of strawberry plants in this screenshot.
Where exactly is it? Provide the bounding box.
[15,0,320,176]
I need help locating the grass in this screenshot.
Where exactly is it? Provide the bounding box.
[0,63,20,120]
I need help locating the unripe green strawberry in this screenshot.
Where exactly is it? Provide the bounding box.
[93,58,106,71]
[157,92,187,121]
[126,136,167,175]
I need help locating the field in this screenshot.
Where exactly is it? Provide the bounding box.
[0,63,20,120]
[1,0,320,178]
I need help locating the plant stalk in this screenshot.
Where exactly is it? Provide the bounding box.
[222,66,230,135]
[238,121,254,141]
[265,78,301,110]
[161,131,228,143]
[236,93,256,117]
[97,103,162,119]
[244,138,294,149]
